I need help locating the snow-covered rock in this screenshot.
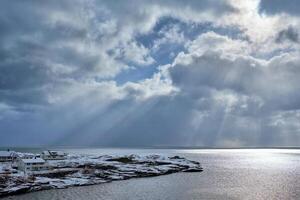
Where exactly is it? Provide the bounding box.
[0,153,202,197]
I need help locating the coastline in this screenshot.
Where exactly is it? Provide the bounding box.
[0,153,202,197]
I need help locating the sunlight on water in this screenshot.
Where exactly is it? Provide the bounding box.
[177,148,300,154]
[178,149,300,170]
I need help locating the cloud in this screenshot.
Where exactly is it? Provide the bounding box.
[171,33,300,112]
[4,31,299,147]
[0,0,235,106]
[141,32,300,147]
[276,26,299,43]
[111,41,155,66]
[1,0,300,147]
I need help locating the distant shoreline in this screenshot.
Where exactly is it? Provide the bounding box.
[1,146,299,151]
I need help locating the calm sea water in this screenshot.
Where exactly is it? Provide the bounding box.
[3,148,300,200]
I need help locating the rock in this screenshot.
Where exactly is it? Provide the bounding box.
[0,153,202,198]
[93,164,117,170]
[106,156,136,163]
[170,156,182,159]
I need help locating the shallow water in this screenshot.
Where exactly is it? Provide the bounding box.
[3,148,300,200]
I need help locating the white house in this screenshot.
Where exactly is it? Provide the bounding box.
[17,153,40,160]
[18,158,50,172]
[0,150,17,162]
[41,150,67,160]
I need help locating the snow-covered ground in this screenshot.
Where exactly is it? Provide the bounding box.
[0,153,202,197]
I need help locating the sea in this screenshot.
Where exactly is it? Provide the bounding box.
[2,148,300,200]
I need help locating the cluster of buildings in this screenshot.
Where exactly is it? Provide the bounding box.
[0,150,17,162]
[0,150,67,173]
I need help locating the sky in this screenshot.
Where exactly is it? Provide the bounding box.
[0,0,300,147]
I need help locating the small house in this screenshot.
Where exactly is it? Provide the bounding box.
[17,153,40,160]
[41,150,67,160]
[0,150,17,162]
[18,158,50,172]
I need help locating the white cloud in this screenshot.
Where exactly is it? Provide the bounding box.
[123,66,177,101]
[113,41,155,66]
[152,24,186,51]
[187,31,251,57]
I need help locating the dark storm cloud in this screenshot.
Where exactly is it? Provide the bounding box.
[276,26,299,43]
[259,0,300,16]
[0,0,117,108]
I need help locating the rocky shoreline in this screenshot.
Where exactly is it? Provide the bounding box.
[0,154,202,197]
